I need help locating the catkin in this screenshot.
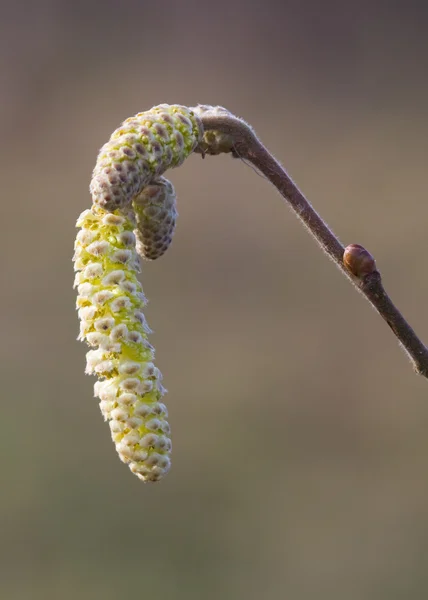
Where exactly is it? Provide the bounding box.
[74,206,171,482]
[133,177,178,260]
[75,105,203,481]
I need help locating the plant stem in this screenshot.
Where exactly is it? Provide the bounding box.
[196,108,428,378]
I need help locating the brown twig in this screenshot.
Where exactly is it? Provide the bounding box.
[193,106,428,378]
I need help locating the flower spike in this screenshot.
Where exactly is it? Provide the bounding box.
[74,206,171,482]
[74,104,203,482]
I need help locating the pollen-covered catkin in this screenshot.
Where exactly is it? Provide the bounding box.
[73,206,171,482]
[90,104,203,212]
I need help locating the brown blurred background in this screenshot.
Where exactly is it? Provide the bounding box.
[2,1,428,598]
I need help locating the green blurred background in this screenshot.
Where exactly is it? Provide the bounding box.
[2,1,428,598]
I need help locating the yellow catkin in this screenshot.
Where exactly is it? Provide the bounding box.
[75,105,203,481]
[74,206,171,482]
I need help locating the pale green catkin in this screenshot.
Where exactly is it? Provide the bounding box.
[74,105,203,481]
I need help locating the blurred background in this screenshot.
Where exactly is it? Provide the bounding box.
[2,1,428,598]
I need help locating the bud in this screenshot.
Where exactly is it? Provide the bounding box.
[343,244,377,278]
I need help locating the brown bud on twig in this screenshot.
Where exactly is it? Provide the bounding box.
[343,244,377,279]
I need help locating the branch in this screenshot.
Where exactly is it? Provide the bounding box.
[193,106,428,378]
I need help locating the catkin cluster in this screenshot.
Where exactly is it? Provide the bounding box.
[74,105,203,481]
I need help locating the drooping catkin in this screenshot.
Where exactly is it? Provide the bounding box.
[73,206,172,482]
[75,105,203,481]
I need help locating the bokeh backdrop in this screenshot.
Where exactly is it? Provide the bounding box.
[2,1,428,598]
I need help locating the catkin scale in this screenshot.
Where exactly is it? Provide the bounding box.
[75,105,203,481]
